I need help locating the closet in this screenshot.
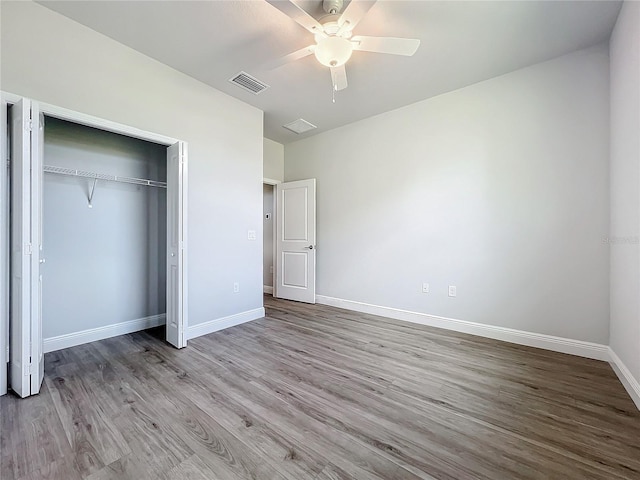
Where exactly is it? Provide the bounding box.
[42,118,167,350]
[2,96,187,398]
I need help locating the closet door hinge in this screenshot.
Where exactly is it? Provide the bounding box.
[25,120,33,132]
[24,243,33,255]
[24,363,33,376]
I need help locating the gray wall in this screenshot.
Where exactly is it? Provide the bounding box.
[263,184,274,288]
[43,118,166,338]
[285,44,610,344]
[264,138,284,182]
[610,1,640,382]
[1,1,264,332]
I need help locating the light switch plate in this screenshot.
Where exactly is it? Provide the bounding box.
[422,283,429,293]
[448,286,457,297]
[248,230,256,240]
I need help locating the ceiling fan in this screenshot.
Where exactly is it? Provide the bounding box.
[267,0,420,93]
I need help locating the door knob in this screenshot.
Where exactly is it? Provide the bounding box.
[39,258,46,264]
[305,245,314,250]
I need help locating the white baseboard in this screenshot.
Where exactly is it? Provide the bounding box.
[186,307,265,340]
[263,285,274,295]
[44,314,166,353]
[316,295,609,361]
[608,348,640,410]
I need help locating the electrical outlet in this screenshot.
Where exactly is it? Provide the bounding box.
[233,282,240,293]
[422,282,429,293]
[247,230,256,241]
[448,286,457,297]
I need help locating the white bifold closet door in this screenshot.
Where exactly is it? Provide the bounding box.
[10,99,44,398]
[166,142,187,348]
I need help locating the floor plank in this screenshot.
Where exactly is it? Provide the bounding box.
[1,295,639,479]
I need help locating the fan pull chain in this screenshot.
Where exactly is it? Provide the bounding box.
[332,84,336,103]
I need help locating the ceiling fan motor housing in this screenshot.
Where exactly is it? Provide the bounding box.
[323,0,343,15]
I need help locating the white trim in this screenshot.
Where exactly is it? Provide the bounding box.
[1,92,22,104]
[608,348,640,410]
[37,101,178,146]
[316,295,610,361]
[263,177,282,185]
[186,308,265,340]
[0,96,10,396]
[180,141,189,347]
[263,285,274,294]
[43,314,167,353]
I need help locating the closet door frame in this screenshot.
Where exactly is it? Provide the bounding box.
[0,92,23,396]
[0,93,189,396]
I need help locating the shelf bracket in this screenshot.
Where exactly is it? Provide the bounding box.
[88,177,98,208]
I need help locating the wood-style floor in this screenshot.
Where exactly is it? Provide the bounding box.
[2,296,640,480]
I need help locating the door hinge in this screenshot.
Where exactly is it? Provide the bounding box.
[25,120,33,132]
[24,363,32,376]
[25,243,33,255]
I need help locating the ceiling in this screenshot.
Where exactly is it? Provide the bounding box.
[40,0,622,144]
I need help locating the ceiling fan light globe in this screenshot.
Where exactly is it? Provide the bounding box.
[314,36,353,68]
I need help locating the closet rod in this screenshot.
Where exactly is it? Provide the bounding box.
[43,165,167,188]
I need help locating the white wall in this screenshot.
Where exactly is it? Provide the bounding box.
[609,1,640,395]
[42,118,166,339]
[1,2,264,331]
[264,138,284,182]
[263,184,275,288]
[286,44,610,344]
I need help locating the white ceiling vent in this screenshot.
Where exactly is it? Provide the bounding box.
[283,118,317,134]
[229,71,269,94]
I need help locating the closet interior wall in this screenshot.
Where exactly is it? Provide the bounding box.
[43,117,167,343]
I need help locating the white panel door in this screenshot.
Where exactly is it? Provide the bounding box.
[166,142,187,348]
[276,179,316,303]
[10,99,43,397]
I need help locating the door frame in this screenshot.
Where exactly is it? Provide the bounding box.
[263,177,280,298]
[0,92,22,396]
[0,92,189,396]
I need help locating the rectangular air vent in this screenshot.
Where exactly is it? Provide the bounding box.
[229,71,269,94]
[283,118,317,134]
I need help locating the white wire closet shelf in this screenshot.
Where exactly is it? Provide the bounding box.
[43,165,167,188]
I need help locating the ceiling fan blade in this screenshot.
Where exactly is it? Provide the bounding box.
[351,36,420,56]
[266,45,316,70]
[337,0,377,35]
[266,0,325,36]
[330,64,348,91]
